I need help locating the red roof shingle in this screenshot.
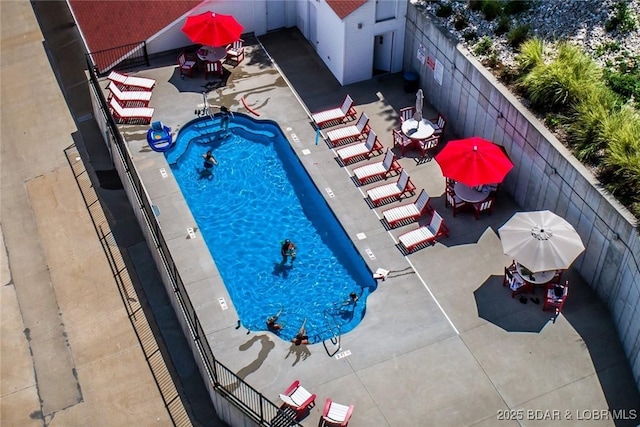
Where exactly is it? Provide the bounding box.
[69,0,201,52]
[326,0,367,20]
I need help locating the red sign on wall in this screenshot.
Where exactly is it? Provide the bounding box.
[426,56,435,70]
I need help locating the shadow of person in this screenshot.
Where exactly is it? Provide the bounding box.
[197,168,214,180]
[285,342,311,366]
[221,335,275,394]
[272,262,293,278]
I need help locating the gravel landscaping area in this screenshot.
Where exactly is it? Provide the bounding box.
[413,0,640,69]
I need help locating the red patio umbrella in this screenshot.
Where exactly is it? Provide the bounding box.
[181,12,244,47]
[434,136,513,186]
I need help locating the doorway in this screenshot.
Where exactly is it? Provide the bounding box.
[373,31,394,75]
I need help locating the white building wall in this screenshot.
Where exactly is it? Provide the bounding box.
[147,0,269,55]
[342,2,375,85]
[315,1,346,83]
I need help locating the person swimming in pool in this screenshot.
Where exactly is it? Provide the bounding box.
[291,319,309,346]
[266,309,283,332]
[280,239,297,265]
[202,150,218,169]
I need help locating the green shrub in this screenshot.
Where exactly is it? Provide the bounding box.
[507,24,530,49]
[436,3,454,18]
[605,1,638,33]
[598,105,640,214]
[495,15,511,36]
[520,43,603,111]
[516,38,544,72]
[567,87,618,163]
[468,0,483,12]
[595,40,622,57]
[462,29,478,42]
[605,70,640,104]
[503,0,531,15]
[544,113,564,131]
[474,36,493,56]
[481,0,502,21]
[454,14,469,30]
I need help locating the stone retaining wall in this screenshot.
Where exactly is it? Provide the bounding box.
[404,3,640,389]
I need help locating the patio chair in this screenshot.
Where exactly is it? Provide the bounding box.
[204,61,223,79]
[416,134,440,159]
[336,129,383,165]
[445,177,455,192]
[178,52,197,77]
[399,106,416,123]
[543,281,569,314]
[352,148,401,185]
[320,398,354,427]
[392,128,414,157]
[109,97,154,124]
[429,113,446,136]
[503,263,532,298]
[226,39,245,65]
[445,187,468,216]
[397,210,449,253]
[278,380,316,420]
[107,82,152,107]
[107,70,156,91]
[326,113,370,147]
[311,94,357,128]
[382,188,432,228]
[473,197,495,219]
[366,170,415,206]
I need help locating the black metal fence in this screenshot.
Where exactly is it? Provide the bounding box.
[85,55,298,427]
[89,41,150,76]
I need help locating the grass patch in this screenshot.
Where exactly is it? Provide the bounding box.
[474,36,493,56]
[605,1,638,33]
[495,15,511,36]
[481,0,502,21]
[435,3,454,18]
[507,24,530,49]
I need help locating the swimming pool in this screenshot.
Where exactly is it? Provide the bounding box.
[166,113,376,343]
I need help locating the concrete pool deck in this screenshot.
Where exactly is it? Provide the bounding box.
[2,2,639,424]
[109,29,640,426]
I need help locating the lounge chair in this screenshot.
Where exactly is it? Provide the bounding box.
[320,398,354,427]
[107,70,156,91]
[336,130,384,165]
[311,95,357,128]
[109,97,154,124]
[107,82,152,107]
[366,169,415,206]
[352,148,401,185]
[382,189,432,228]
[398,211,449,253]
[279,380,316,420]
[326,112,370,147]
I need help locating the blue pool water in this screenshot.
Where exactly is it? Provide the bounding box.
[166,113,376,343]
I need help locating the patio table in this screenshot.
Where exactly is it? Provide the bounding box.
[197,45,228,63]
[401,118,435,141]
[454,182,490,203]
[516,263,556,285]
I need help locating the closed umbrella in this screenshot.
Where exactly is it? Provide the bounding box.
[434,136,513,186]
[181,12,244,47]
[414,89,423,121]
[498,210,585,272]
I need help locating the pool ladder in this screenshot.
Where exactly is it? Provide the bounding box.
[321,310,342,357]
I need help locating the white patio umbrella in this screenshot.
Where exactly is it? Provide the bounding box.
[414,88,423,121]
[498,210,585,272]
